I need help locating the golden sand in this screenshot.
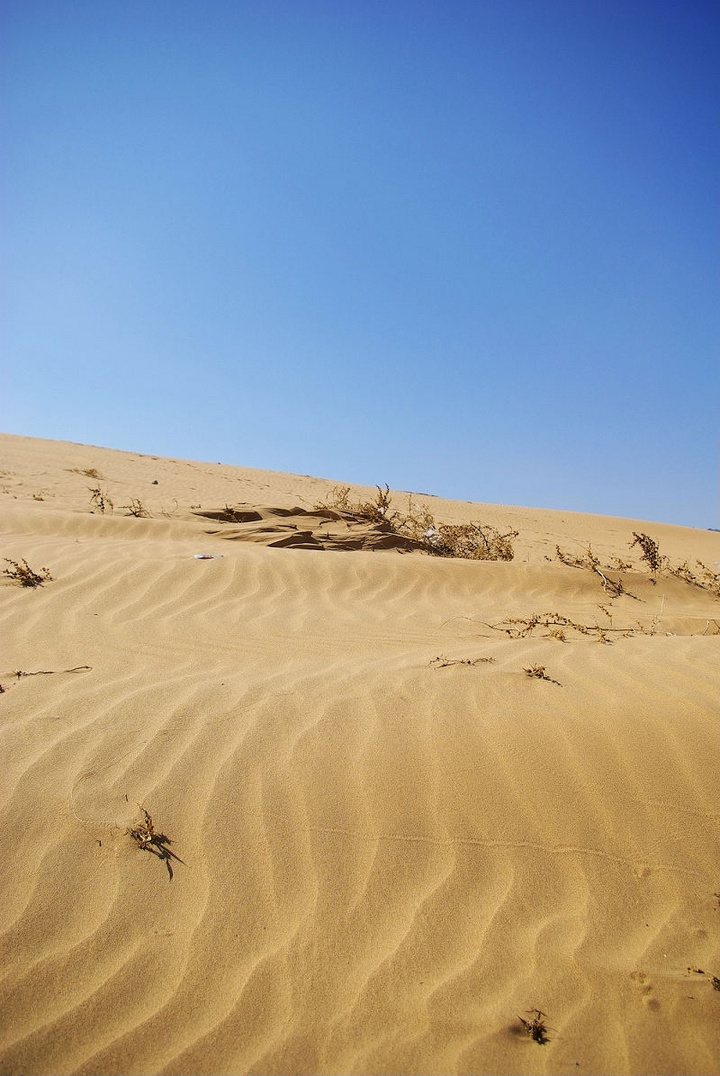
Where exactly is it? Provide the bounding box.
[1,432,718,1075]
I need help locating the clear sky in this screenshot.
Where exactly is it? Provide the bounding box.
[3,0,718,528]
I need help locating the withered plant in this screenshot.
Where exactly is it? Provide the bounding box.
[555,545,624,597]
[89,487,113,514]
[120,498,149,518]
[128,807,184,880]
[429,655,495,668]
[316,484,518,560]
[426,521,518,560]
[3,558,52,587]
[518,1009,551,1044]
[524,664,558,683]
[630,532,663,572]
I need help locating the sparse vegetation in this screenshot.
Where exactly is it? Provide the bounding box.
[129,807,184,880]
[667,559,720,597]
[89,487,113,513]
[630,532,663,572]
[630,533,720,596]
[3,558,52,587]
[429,655,495,668]
[315,485,518,560]
[518,1009,550,1044]
[555,545,624,597]
[9,665,91,678]
[489,612,622,643]
[315,483,393,523]
[523,664,559,684]
[425,521,518,560]
[120,498,149,518]
[555,531,720,599]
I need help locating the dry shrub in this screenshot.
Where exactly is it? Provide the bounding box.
[89,487,113,513]
[555,543,601,570]
[555,545,624,597]
[315,485,353,512]
[120,498,149,518]
[3,558,52,587]
[667,559,720,597]
[630,532,663,572]
[426,521,518,560]
[316,485,518,560]
[630,533,720,596]
[316,483,392,524]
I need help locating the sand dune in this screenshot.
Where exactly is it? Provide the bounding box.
[1,432,719,1075]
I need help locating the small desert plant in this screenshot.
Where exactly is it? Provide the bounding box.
[524,664,550,680]
[120,498,149,518]
[128,807,184,880]
[630,532,663,572]
[89,487,113,514]
[518,1009,550,1044]
[3,558,52,587]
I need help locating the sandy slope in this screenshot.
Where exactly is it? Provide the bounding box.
[1,432,719,1076]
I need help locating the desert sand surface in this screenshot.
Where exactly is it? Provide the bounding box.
[1,431,719,1076]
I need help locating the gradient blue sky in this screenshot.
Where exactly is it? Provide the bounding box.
[3,0,718,527]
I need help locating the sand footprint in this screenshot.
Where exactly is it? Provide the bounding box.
[630,970,661,1011]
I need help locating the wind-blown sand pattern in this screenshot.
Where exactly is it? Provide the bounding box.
[1,432,719,1076]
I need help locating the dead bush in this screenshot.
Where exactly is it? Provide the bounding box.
[89,487,113,514]
[630,532,663,572]
[3,558,52,587]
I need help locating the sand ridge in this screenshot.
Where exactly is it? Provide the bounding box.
[1,432,719,1075]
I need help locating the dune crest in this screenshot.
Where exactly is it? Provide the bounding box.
[1,433,719,1075]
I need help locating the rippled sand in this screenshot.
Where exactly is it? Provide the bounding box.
[1,433,719,1075]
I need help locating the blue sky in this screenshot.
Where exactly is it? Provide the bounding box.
[3,0,718,528]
